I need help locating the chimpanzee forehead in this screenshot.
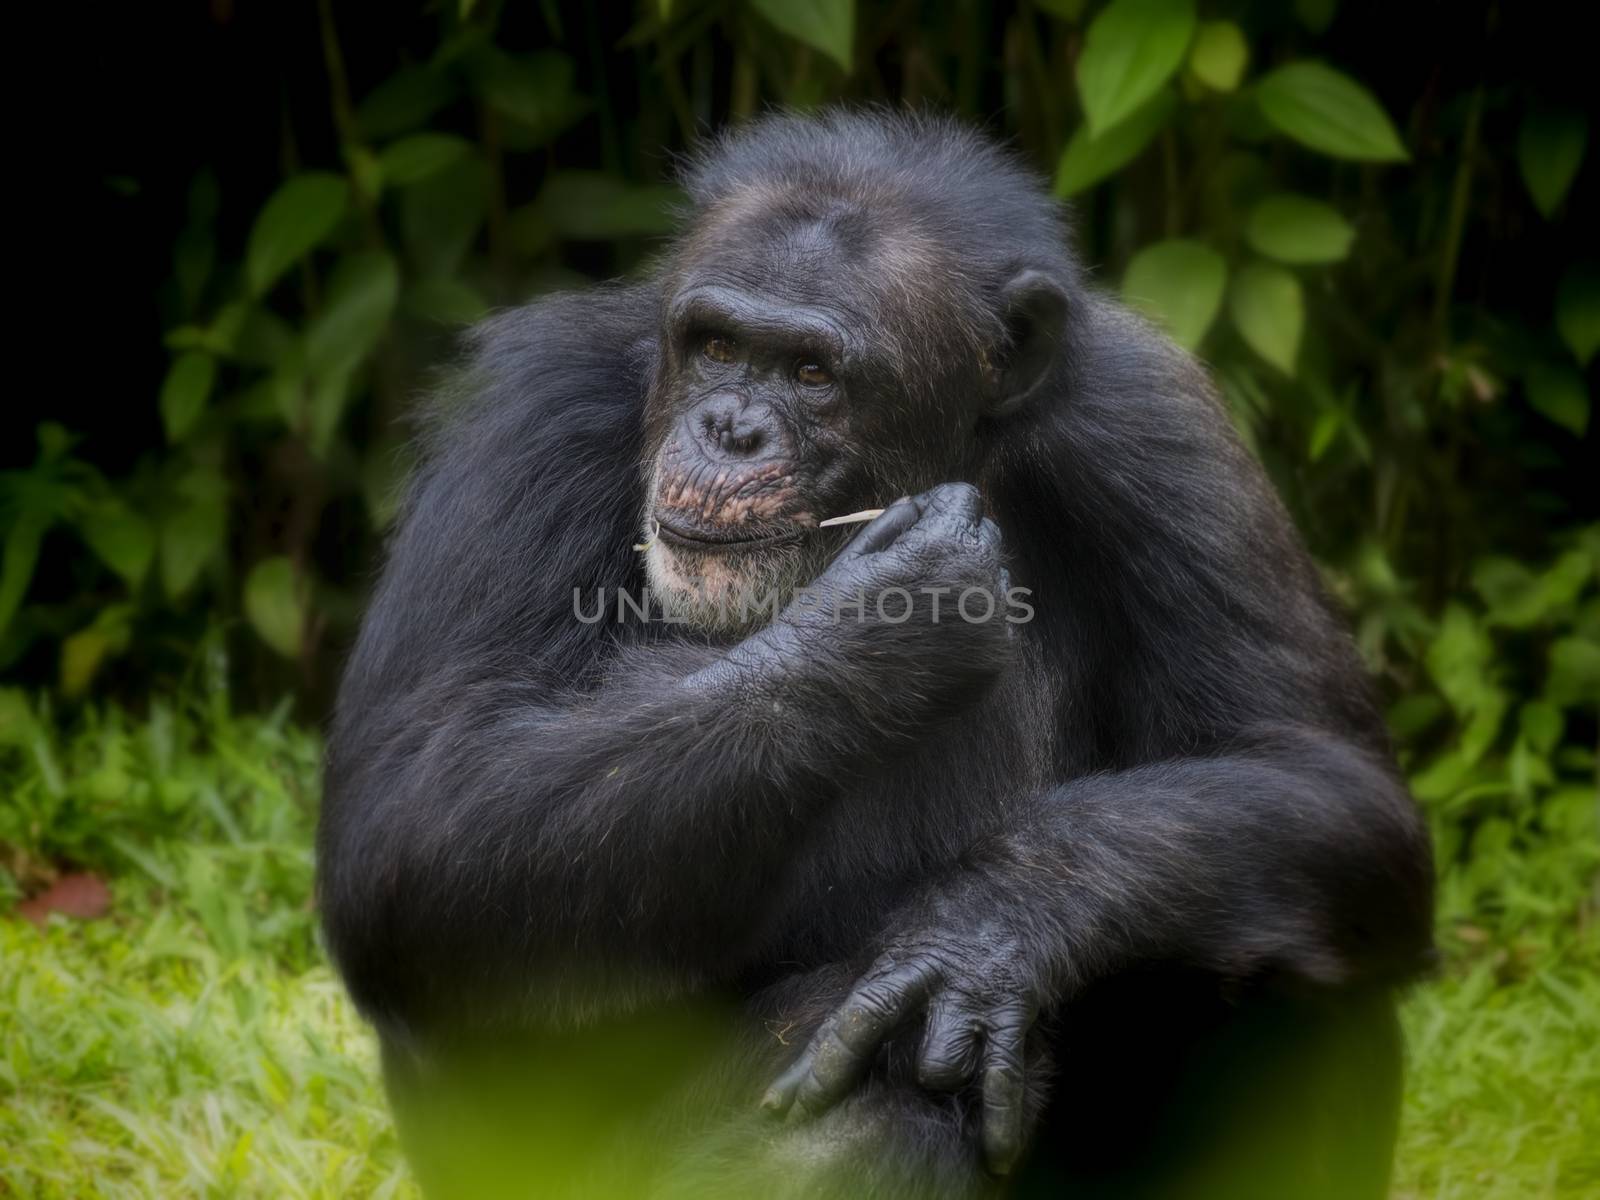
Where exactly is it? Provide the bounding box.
[681,185,941,317]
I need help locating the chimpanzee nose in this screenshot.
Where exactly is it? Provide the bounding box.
[695,393,772,461]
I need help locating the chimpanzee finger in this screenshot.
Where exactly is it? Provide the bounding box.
[760,959,936,1119]
[979,1006,1029,1176]
[916,998,982,1091]
[842,496,921,558]
[892,486,986,557]
[911,482,985,531]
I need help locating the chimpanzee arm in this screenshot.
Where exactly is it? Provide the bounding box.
[321,594,998,1035]
[762,724,1434,1172]
[318,292,1009,1037]
[762,302,1435,1173]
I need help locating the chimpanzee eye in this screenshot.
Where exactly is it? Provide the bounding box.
[702,335,737,364]
[795,362,833,387]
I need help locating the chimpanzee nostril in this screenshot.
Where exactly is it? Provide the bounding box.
[722,424,764,456]
[694,395,771,461]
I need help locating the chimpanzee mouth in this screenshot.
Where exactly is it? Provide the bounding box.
[653,516,804,552]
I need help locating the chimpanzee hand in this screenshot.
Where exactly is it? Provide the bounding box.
[790,482,1016,683]
[759,885,1046,1176]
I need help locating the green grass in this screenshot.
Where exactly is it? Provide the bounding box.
[2,691,1596,1197]
[0,899,414,1199]
[1396,957,1600,1198]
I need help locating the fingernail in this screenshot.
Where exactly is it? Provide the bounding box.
[759,1088,783,1113]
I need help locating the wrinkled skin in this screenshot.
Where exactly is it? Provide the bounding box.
[762,880,1040,1174]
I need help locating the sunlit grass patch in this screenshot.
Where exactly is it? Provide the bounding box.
[0,889,414,1199]
[1396,951,1600,1199]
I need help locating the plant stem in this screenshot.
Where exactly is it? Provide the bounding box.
[1431,86,1483,342]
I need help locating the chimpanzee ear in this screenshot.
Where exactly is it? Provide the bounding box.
[990,269,1069,416]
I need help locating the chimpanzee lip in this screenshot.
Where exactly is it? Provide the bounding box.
[654,515,803,551]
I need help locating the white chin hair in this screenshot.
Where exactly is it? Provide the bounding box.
[643,541,799,632]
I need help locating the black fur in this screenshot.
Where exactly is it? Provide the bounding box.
[320,111,1434,1199]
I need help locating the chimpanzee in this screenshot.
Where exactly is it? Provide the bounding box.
[319,110,1434,1199]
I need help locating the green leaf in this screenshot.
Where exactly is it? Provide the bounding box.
[1293,0,1337,34]
[164,301,250,358]
[1189,20,1248,92]
[307,366,356,459]
[1472,551,1590,627]
[1517,104,1588,218]
[0,510,49,637]
[158,352,217,443]
[1308,408,1342,461]
[473,51,591,144]
[160,471,227,601]
[1230,262,1303,374]
[230,306,299,370]
[245,173,349,295]
[378,133,472,187]
[362,443,416,531]
[357,65,459,140]
[1519,701,1564,755]
[59,604,134,698]
[1256,62,1407,162]
[1035,0,1087,18]
[399,156,489,278]
[1524,363,1590,436]
[1556,264,1599,367]
[749,0,854,72]
[73,501,155,588]
[1121,240,1227,350]
[1426,604,1509,764]
[172,225,215,317]
[537,172,683,240]
[1387,694,1445,741]
[244,557,304,659]
[1076,0,1196,136]
[1546,637,1600,709]
[1244,193,1355,263]
[403,278,488,326]
[348,145,384,206]
[1054,89,1177,196]
[305,252,400,380]
[1426,605,1493,713]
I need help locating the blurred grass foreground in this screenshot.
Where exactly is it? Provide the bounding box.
[2,0,1598,1196]
[0,690,1595,1197]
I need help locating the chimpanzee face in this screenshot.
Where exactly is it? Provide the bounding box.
[639,199,982,630]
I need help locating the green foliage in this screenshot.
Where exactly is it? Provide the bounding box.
[1121,238,1225,349]
[0,695,412,1198]
[1054,89,1175,196]
[158,352,217,443]
[749,0,855,72]
[1556,265,1599,367]
[0,690,319,963]
[245,174,351,297]
[1518,104,1588,219]
[1187,20,1247,92]
[1076,0,1195,136]
[1230,261,1304,374]
[1255,62,1408,161]
[1244,194,1354,264]
[6,0,1584,716]
[244,559,306,660]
